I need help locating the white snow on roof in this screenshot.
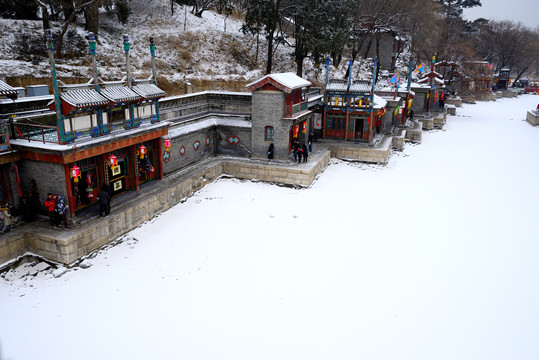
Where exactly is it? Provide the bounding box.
[132,84,166,100]
[167,116,251,138]
[246,72,311,91]
[373,94,387,109]
[61,89,109,108]
[161,90,251,103]
[0,80,17,98]
[100,86,141,103]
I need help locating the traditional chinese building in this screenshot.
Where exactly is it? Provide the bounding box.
[461,61,494,95]
[494,68,511,90]
[247,73,313,161]
[9,32,168,217]
[0,80,23,208]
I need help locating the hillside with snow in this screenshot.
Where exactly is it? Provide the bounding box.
[0,0,407,94]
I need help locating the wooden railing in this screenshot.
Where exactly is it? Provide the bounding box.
[285,100,309,118]
[13,123,59,144]
[0,133,10,152]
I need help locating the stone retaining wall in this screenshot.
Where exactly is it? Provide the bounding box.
[327,137,392,164]
[418,115,434,130]
[405,120,422,143]
[526,110,539,126]
[1,152,331,265]
[391,129,405,151]
[445,97,462,107]
[223,150,330,187]
[0,232,26,265]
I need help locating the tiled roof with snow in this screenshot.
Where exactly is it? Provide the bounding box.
[60,89,110,108]
[132,84,166,100]
[0,80,18,99]
[100,86,142,103]
[326,79,348,92]
[417,77,445,85]
[326,79,371,93]
[350,80,372,92]
[246,72,311,92]
[167,116,251,138]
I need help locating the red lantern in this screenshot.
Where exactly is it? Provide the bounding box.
[293,125,299,138]
[164,138,170,151]
[139,144,146,159]
[109,154,117,168]
[71,165,80,183]
[302,122,306,134]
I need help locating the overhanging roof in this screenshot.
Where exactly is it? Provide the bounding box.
[100,86,142,103]
[0,80,18,100]
[246,72,311,93]
[60,89,110,109]
[132,84,166,100]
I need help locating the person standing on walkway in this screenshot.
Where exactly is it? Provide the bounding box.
[45,193,56,226]
[97,187,110,218]
[0,204,14,234]
[438,96,445,110]
[302,143,309,163]
[267,143,274,163]
[53,195,69,229]
[308,132,314,152]
[101,183,113,215]
[297,144,303,163]
[292,139,299,162]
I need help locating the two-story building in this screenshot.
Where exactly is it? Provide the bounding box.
[247,73,313,161]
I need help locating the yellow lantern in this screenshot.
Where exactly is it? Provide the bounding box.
[139,145,146,159]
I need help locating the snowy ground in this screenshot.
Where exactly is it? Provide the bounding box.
[1,95,539,360]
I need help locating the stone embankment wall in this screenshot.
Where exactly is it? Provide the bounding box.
[526,110,539,126]
[1,151,331,265]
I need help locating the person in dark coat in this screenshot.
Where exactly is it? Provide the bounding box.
[97,188,110,218]
[302,143,308,163]
[297,144,303,163]
[308,132,314,152]
[292,139,299,162]
[53,195,69,229]
[267,143,274,163]
[101,183,113,215]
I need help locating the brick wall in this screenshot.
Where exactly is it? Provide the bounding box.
[251,91,286,161]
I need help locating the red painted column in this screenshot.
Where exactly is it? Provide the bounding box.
[64,164,75,218]
[133,145,140,191]
[157,137,164,180]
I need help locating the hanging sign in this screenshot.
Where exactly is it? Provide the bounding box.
[314,113,322,129]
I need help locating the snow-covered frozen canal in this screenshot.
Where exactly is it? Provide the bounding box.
[1,95,539,360]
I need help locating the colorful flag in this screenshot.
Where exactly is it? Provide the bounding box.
[414,64,424,72]
[388,73,400,84]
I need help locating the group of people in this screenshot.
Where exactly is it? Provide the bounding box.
[44,193,69,229]
[266,134,315,164]
[292,140,309,163]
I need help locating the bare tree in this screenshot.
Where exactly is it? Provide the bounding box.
[37,0,98,58]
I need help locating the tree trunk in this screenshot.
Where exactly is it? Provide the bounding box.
[375,36,381,83]
[266,29,274,75]
[84,0,99,39]
[56,10,77,58]
[61,0,74,21]
[37,0,51,30]
[265,0,281,75]
[362,37,373,59]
